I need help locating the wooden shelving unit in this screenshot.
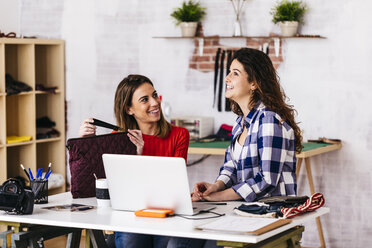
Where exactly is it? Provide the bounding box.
[0,38,66,193]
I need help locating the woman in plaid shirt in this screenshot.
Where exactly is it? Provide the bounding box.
[168,48,303,248]
[192,47,303,203]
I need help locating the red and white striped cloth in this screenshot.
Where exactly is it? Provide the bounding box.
[281,193,325,218]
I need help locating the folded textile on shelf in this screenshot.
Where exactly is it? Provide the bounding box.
[6,73,32,95]
[37,127,60,139]
[36,84,58,94]
[7,135,32,144]
[36,116,59,139]
[36,116,56,128]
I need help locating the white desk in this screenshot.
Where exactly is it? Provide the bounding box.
[0,192,329,246]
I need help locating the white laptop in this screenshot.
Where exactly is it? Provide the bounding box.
[102,154,215,215]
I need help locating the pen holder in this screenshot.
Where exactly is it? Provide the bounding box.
[30,180,48,204]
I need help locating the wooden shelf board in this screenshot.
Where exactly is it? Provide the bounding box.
[16,91,33,96]
[35,89,61,95]
[0,38,64,45]
[153,35,326,39]
[6,140,34,147]
[2,90,61,96]
[35,137,62,144]
[5,91,33,96]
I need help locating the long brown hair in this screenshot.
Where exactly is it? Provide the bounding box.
[230,48,303,152]
[114,74,171,138]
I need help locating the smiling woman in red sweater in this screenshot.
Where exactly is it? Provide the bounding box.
[79,74,189,248]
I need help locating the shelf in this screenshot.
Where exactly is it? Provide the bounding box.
[2,89,61,96]
[36,142,66,179]
[35,89,61,95]
[6,93,34,138]
[153,34,325,58]
[6,140,34,147]
[0,38,64,45]
[35,44,64,88]
[153,35,326,39]
[6,144,35,178]
[36,137,62,143]
[4,44,34,86]
[7,91,33,96]
[36,93,63,133]
[0,39,66,192]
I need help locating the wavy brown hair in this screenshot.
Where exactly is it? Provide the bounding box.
[230,48,303,152]
[114,74,171,138]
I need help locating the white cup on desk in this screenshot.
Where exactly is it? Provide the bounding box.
[96,178,111,207]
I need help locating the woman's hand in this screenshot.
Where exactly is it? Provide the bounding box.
[191,192,201,202]
[79,118,96,137]
[192,182,219,201]
[127,129,144,155]
[192,180,229,201]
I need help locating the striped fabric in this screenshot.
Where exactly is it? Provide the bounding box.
[281,193,325,218]
[216,102,297,202]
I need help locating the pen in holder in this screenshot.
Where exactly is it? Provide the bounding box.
[30,180,48,204]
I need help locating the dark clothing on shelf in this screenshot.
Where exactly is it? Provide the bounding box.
[36,116,56,128]
[36,84,58,94]
[6,73,32,95]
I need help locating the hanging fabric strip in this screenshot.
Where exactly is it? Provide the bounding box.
[217,50,225,112]
[213,48,221,107]
[225,50,232,112]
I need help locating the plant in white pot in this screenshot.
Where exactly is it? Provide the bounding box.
[170,0,206,37]
[271,0,307,37]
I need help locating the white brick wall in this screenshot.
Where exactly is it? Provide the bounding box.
[18,0,372,247]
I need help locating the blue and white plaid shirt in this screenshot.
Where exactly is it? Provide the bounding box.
[216,102,297,202]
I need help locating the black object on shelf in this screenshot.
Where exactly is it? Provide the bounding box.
[36,116,56,128]
[36,84,58,94]
[36,116,59,140]
[6,73,32,96]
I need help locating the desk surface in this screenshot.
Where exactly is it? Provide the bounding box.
[189,141,342,158]
[0,192,329,244]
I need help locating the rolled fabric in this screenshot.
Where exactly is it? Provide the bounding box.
[281,193,325,218]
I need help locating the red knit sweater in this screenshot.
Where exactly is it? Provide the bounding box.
[142,126,189,162]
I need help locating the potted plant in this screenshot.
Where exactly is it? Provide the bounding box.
[170,0,206,37]
[270,0,307,37]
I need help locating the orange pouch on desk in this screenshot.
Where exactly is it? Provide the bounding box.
[135,209,174,218]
